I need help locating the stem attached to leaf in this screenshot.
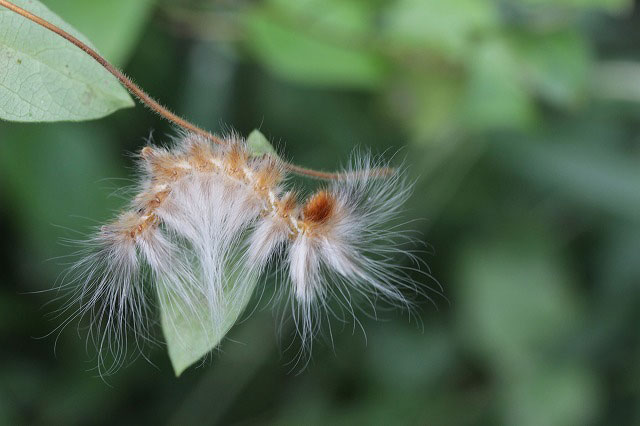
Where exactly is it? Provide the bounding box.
[0,0,221,142]
[0,0,393,180]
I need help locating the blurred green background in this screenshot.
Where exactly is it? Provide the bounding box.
[1,0,640,424]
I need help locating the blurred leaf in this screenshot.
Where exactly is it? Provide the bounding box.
[45,0,156,65]
[382,0,498,61]
[506,365,599,426]
[593,61,640,102]
[514,0,632,14]
[515,30,591,107]
[244,7,385,89]
[499,139,640,221]
[246,129,278,158]
[401,72,463,140]
[366,325,453,390]
[0,0,134,122]
[0,123,123,278]
[160,258,259,377]
[269,0,374,38]
[462,38,536,131]
[457,230,580,368]
[457,233,597,426]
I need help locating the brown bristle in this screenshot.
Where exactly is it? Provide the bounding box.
[125,212,158,239]
[256,161,282,189]
[148,189,170,209]
[302,190,335,224]
[279,191,299,216]
[147,153,189,182]
[107,211,148,239]
[188,141,215,171]
[225,145,248,172]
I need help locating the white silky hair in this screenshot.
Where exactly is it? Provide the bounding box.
[55,224,151,375]
[284,154,424,349]
[155,175,260,328]
[240,152,427,358]
[61,134,431,373]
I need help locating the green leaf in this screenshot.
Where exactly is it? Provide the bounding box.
[512,0,632,14]
[592,61,640,102]
[246,129,278,158]
[402,72,463,141]
[382,0,498,62]
[515,30,591,107]
[462,38,536,131]
[159,256,259,377]
[0,0,134,122]
[506,366,599,426]
[45,0,156,66]
[268,0,374,39]
[498,138,640,221]
[243,8,385,89]
[457,230,580,369]
[0,122,124,281]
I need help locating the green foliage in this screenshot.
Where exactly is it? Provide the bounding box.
[241,0,628,140]
[382,0,498,61]
[502,132,640,220]
[515,30,591,107]
[0,0,133,122]
[244,3,385,89]
[0,122,123,269]
[463,37,536,131]
[45,0,156,65]
[457,232,598,425]
[458,231,580,367]
[515,0,632,12]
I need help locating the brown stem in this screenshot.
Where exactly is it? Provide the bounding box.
[0,0,393,180]
[285,163,394,179]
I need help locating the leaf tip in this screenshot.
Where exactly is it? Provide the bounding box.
[246,129,278,158]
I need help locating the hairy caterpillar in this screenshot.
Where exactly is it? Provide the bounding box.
[0,0,438,374]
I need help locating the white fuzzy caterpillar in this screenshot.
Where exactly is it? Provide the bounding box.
[59,132,432,373]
